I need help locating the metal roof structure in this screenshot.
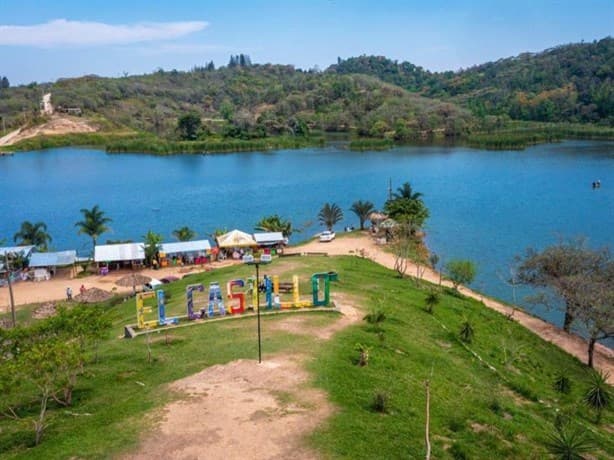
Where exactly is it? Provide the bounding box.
[253,232,286,245]
[160,240,211,254]
[0,245,35,257]
[94,243,145,262]
[29,250,77,267]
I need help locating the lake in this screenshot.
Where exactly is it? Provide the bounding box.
[1,140,613,328]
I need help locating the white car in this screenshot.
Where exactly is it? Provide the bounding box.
[319,231,336,242]
[144,279,163,291]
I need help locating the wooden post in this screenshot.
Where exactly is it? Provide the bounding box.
[425,379,431,460]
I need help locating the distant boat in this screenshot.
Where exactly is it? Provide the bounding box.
[592,180,601,189]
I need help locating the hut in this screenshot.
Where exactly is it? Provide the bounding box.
[28,250,77,279]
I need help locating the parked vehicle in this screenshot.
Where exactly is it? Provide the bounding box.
[144,279,163,291]
[319,230,336,242]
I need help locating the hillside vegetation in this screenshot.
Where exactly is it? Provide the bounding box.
[0,65,473,143]
[0,256,611,458]
[0,38,612,152]
[330,37,614,125]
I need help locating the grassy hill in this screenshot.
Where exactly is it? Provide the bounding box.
[0,255,611,458]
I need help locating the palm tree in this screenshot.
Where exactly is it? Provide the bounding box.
[584,370,611,423]
[75,205,112,252]
[318,203,343,231]
[545,424,593,459]
[254,214,293,237]
[393,182,423,201]
[172,226,196,241]
[350,200,375,230]
[13,221,52,251]
[143,230,163,267]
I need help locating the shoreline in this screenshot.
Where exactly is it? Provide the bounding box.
[1,232,612,382]
[285,233,614,382]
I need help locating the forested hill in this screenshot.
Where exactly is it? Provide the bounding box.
[0,64,473,141]
[329,37,614,125]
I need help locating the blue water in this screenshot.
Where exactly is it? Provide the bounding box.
[1,141,613,328]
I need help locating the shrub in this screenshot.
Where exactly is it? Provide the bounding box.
[372,390,390,413]
[459,319,474,343]
[553,374,572,394]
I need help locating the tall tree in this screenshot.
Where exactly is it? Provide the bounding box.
[172,226,196,242]
[384,181,429,229]
[13,221,52,251]
[75,205,112,252]
[516,239,608,333]
[318,203,343,231]
[393,182,423,201]
[255,215,293,237]
[177,112,201,140]
[350,200,375,230]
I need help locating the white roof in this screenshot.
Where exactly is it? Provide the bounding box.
[253,232,285,244]
[94,243,144,262]
[161,240,211,254]
[216,229,257,248]
[29,250,77,267]
[0,245,35,257]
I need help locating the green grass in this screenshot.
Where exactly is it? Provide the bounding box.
[0,256,611,459]
[466,122,614,150]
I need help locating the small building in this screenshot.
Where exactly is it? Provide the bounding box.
[159,239,211,266]
[253,232,287,249]
[94,242,145,272]
[28,250,77,279]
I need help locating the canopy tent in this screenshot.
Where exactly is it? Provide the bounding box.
[216,230,257,248]
[253,232,286,246]
[29,250,77,268]
[94,243,145,263]
[160,240,211,255]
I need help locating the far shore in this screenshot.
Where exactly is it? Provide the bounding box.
[1,232,612,382]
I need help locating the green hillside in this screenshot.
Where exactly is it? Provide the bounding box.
[330,37,614,125]
[0,255,611,458]
[0,64,473,143]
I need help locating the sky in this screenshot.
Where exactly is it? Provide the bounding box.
[0,0,612,85]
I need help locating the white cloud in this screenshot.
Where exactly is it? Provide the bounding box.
[0,19,208,47]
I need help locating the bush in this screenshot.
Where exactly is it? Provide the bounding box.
[446,259,477,289]
[372,390,390,413]
[553,374,572,394]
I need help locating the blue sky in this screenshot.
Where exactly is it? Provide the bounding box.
[1,0,612,85]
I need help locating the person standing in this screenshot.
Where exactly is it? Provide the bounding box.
[66,286,73,301]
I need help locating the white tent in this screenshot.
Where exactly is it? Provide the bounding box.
[216,230,257,248]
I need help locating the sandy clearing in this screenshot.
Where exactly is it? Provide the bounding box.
[122,355,331,460]
[121,298,361,460]
[286,233,614,382]
[0,260,240,310]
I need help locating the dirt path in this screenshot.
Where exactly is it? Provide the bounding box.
[0,260,240,310]
[287,233,614,383]
[0,114,97,147]
[121,300,360,460]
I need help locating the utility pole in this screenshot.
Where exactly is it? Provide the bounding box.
[5,254,16,328]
